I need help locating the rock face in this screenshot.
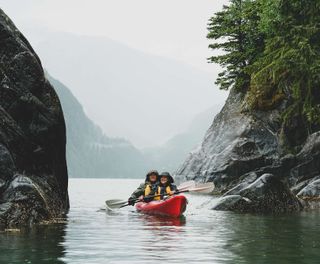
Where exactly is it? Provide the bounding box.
[0,9,69,227]
[176,88,280,190]
[176,87,320,212]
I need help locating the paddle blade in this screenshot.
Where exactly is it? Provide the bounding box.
[187,182,215,194]
[105,199,128,210]
[178,180,196,191]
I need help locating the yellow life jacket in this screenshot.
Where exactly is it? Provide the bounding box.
[154,185,172,201]
[144,183,157,197]
[144,184,152,197]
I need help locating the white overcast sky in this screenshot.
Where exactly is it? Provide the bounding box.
[0,0,229,148]
[0,0,227,72]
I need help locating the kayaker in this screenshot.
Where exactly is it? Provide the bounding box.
[155,172,178,200]
[128,170,159,205]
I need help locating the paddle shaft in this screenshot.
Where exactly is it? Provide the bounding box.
[120,190,189,208]
[107,182,214,209]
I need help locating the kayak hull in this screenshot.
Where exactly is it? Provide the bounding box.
[135,195,187,218]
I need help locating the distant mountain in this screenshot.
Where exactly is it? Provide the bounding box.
[142,105,222,172]
[34,32,227,148]
[48,74,147,178]
[48,72,221,177]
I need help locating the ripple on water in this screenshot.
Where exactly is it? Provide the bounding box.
[1,179,320,264]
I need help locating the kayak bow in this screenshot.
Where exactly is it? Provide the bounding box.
[135,195,187,218]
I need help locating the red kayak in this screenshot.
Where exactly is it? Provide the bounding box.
[135,195,187,218]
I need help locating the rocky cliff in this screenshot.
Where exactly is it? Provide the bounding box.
[0,9,69,227]
[176,88,320,213]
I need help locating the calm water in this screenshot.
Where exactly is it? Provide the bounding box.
[1,178,320,264]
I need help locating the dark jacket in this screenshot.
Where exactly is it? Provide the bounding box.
[128,170,159,204]
[129,181,158,201]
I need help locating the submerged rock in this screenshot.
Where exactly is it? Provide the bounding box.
[0,9,68,228]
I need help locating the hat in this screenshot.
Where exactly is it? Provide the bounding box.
[145,170,159,182]
[159,172,174,183]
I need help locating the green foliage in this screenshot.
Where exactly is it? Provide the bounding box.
[207,0,265,91]
[209,0,320,131]
[257,0,281,35]
[249,0,320,127]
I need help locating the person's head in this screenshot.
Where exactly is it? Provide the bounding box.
[159,172,174,185]
[145,170,159,183]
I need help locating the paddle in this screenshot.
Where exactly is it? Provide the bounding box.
[193,182,215,194]
[105,199,129,210]
[105,181,194,210]
[177,180,195,191]
[105,181,214,210]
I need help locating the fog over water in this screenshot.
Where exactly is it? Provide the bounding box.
[0,0,228,148]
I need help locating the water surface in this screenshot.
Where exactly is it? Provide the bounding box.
[1,178,320,263]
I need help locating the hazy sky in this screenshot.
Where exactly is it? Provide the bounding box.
[1,0,228,72]
[0,0,229,148]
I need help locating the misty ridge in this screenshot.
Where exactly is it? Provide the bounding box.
[48,75,146,178]
[30,30,226,147]
[48,73,222,178]
[31,30,226,178]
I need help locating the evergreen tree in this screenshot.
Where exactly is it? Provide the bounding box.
[207,0,264,91]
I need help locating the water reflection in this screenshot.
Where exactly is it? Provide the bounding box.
[220,211,320,264]
[2,179,320,264]
[137,214,186,262]
[0,224,66,264]
[140,214,186,227]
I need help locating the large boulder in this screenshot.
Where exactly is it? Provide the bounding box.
[0,9,68,228]
[211,195,252,211]
[289,132,320,186]
[297,179,320,201]
[213,174,301,213]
